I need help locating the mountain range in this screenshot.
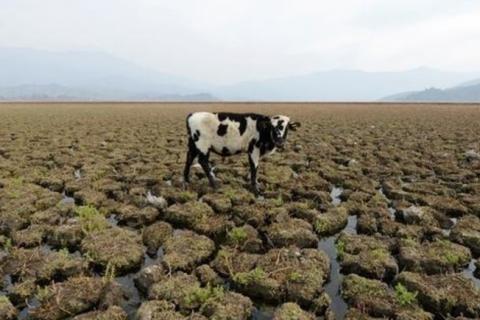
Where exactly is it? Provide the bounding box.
[1,47,480,102]
[213,68,480,101]
[382,82,480,102]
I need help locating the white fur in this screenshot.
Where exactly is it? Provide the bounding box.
[187,112,260,155]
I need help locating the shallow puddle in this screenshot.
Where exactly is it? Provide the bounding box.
[442,217,458,236]
[318,236,348,320]
[379,187,396,220]
[74,169,82,180]
[252,304,275,320]
[0,274,12,296]
[463,259,480,289]
[17,297,39,320]
[116,274,141,318]
[450,217,458,226]
[345,215,357,235]
[60,191,75,205]
[387,207,396,219]
[330,186,343,206]
[107,213,119,226]
[315,185,356,319]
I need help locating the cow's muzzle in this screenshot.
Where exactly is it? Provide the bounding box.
[275,139,284,148]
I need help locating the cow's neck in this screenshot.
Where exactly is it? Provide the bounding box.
[257,126,276,156]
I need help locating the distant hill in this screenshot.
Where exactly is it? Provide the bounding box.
[2,47,480,101]
[214,67,480,101]
[455,78,480,88]
[382,82,480,102]
[0,47,215,101]
[0,84,217,101]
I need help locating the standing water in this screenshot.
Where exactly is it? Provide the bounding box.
[60,191,75,205]
[317,186,357,319]
[330,187,343,206]
[463,260,480,289]
[318,236,348,320]
[378,187,396,219]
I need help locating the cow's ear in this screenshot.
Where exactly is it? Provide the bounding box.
[288,122,301,131]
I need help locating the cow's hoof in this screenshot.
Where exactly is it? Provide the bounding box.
[251,186,262,197]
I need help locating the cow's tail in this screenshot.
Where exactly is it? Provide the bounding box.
[186,113,193,137]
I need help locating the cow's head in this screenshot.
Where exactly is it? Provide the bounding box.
[270,115,301,148]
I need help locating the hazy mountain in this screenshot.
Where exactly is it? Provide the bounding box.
[214,68,480,101]
[0,47,213,100]
[455,78,480,88]
[2,47,480,101]
[0,84,217,101]
[382,82,480,102]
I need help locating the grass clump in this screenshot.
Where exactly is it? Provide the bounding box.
[103,261,117,283]
[223,188,237,200]
[435,240,463,265]
[226,227,248,245]
[288,271,303,282]
[371,248,389,260]
[395,283,417,306]
[314,219,327,234]
[336,239,346,259]
[177,191,196,203]
[75,205,108,234]
[2,238,12,252]
[58,247,70,258]
[271,194,284,207]
[35,285,53,302]
[444,252,460,265]
[185,284,224,305]
[234,267,266,285]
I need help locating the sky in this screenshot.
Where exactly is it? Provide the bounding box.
[1,0,480,85]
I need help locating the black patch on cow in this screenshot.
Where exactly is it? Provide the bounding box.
[260,141,275,156]
[217,124,228,136]
[283,127,289,139]
[221,147,230,156]
[277,120,285,131]
[217,113,228,121]
[238,119,247,135]
[216,112,264,136]
[192,130,200,142]
[254,118,276,156]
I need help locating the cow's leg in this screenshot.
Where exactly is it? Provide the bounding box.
[248,147,260,196]
[198,152,217,189]
[183,138,198,183]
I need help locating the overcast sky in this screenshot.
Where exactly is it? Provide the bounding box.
[1,0,480,84]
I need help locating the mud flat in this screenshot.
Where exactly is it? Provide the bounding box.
[1,102,480,319]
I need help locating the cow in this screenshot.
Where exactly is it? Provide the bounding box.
[183,112,300,195]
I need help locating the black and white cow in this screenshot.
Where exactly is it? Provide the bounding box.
[183,112,300,195]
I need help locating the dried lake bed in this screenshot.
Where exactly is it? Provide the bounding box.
[1,102,480,319]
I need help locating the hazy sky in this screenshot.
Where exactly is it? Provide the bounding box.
[1,0,480,84]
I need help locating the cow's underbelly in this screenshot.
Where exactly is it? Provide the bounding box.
[211,140,245,154]
[208,134,250,154]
